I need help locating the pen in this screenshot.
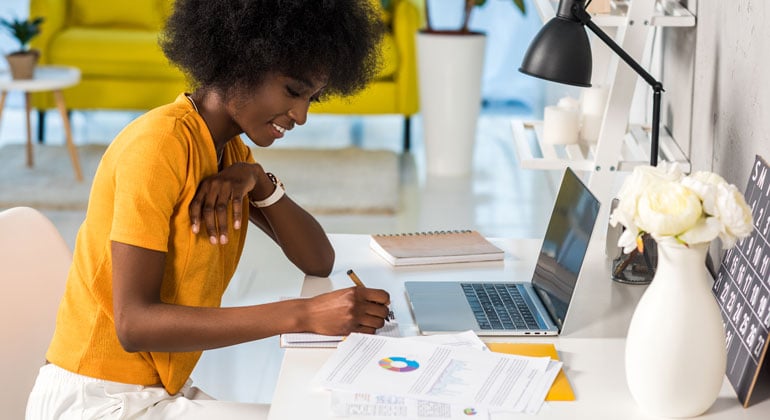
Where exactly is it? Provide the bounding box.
[346,269,393,322]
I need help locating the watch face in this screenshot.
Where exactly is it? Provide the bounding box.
[266,172,285,191]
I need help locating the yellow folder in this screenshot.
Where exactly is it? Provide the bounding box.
[486,343,575,401]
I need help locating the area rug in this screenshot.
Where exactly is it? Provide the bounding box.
[0,144,400,214]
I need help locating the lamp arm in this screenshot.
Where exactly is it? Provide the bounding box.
[573,4,663,166]
[573,6,663,92]
[650,83,661,166]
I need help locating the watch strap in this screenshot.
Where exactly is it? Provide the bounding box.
[250,172,285,208]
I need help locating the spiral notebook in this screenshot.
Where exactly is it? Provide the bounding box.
[369,230,504,266]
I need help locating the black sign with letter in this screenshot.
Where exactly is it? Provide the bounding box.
[713,155,770,407]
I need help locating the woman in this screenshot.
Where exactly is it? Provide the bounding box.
[26,0,390,418]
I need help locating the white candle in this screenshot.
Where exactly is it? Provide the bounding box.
[581,113,603,143]
[580,85,609,117]
[543,105,580,145]
[557,96,580,112]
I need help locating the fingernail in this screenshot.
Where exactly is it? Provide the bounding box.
[210,236,217,245]
[220,234,228,244]
[192,223,199,234]
[234,220,241,230]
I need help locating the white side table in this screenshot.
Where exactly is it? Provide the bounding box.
[0,66,83,181]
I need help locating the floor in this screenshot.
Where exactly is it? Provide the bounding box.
[0,98,563,404]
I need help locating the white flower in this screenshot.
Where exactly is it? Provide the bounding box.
[611,164,753,252]
[678,216,722,245]
[714,183,753,248]
[681,171,727,216]
[636,181,703,236]
[615,163,684,218]
[609,208,640,253]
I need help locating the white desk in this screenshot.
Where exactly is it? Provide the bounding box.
[0,66,83,181]
[266,234,770,419]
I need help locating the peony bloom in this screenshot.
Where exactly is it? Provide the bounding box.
[610,165,753,252]
[636,182,703,237]
[681,171,727,216]
[615,163,684,220]
[714,183,753,248]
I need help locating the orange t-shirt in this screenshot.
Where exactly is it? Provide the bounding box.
[47,93,254,395]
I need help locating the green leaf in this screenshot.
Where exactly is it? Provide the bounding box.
[511,0,526,14]
[0,16,44,51]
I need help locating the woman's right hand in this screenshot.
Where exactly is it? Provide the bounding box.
[301,287,391,336]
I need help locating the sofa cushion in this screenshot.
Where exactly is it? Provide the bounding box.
[50,28,183,79]
[51,27,395,82]
[70,0,163,30]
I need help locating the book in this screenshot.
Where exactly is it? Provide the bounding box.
[369,230,504,266]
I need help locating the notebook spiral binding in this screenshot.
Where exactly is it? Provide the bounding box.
[373,230,473,237]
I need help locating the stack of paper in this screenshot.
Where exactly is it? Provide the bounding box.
[314,331,568,418]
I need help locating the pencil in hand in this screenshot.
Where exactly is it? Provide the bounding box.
[346,269,393,322]
[346,269,365,288]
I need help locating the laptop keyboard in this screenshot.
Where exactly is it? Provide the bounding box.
[461,283,540,330]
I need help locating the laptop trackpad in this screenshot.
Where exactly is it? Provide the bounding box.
[405,281,477,333]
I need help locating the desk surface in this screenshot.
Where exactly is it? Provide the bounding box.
[266,234,769,419]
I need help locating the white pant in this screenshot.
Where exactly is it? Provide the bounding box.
[26,364,270,419]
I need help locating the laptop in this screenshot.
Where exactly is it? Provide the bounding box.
[404,167,600,336]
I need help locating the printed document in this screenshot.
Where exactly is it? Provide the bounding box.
[315,333,556,413]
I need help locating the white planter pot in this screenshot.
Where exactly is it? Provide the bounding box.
[417,32,486,177]
[625,240,727,418]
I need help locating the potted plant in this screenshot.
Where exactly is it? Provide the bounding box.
[1,16,44,80]
[417,1,525,176]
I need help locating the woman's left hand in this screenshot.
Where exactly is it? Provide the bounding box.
[189,162,259,245]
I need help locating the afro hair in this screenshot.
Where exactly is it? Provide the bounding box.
[160,0,385,100]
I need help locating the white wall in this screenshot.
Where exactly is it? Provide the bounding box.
[688,0,770,185]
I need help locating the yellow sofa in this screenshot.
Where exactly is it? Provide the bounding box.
[30,0,420,150]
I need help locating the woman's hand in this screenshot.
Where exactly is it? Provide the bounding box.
[189,162,261,244]
[301,287,391,335]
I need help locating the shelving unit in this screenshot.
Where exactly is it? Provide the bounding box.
[511,120,690,172]
[532,0,695,27]
[513,0,696,209]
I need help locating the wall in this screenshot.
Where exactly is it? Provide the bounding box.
[688,0,770,185]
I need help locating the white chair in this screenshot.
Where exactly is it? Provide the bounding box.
[0,207,71,419]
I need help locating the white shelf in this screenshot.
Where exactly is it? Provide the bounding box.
[510,119,690,172]
[533,0,695,27]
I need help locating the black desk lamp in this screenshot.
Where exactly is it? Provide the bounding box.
[519,0,663,166]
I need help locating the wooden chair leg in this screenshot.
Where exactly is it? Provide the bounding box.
[402,116,411,152]
[53,91,83,182]
[25,92,33,167]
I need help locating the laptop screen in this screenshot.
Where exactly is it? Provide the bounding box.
[531,168,600,331]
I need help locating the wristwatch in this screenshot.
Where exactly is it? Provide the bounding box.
[250,172,285,208]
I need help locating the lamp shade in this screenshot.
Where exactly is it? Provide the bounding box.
[519,16,593,87]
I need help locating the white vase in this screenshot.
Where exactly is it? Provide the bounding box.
[625,240,726,418]
[416,32,486,177]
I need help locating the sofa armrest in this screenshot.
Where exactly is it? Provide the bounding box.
[392,0,421,114]
[29,0,68,64]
